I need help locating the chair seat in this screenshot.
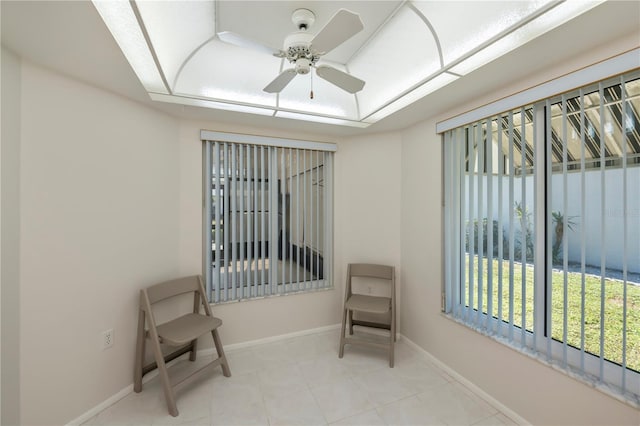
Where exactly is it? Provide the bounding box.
[156,313,222,346]
[345,294,390,314]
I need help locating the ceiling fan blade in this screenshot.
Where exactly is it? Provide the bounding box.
[264,69,297,93]
[315,65,365,94]
[217,31,285,57]
[311,9,364,55]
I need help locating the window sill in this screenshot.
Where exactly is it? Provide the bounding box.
[211,284,334,306]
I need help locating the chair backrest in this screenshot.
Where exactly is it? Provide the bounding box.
[144,275,203,305]
[140,275,213,323]
[348,263,394,280]
[346,263,395,299]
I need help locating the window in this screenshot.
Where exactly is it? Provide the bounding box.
[443,71,640,405]
[202,132,334,303]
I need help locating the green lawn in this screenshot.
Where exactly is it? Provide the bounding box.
[464,255,640,372]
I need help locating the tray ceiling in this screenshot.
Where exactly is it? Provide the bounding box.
[92,0,604,128]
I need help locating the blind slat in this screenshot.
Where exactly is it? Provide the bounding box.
[253,145,259,296]
[260,146,266,296]
[621,74,629,392]
[288,148,293,293]
[545,100,552,361]
[579,89,587,370]
[477,123,484,327]
[486,119,494,332]
[269,146,277,296]
[561,94,569,367]
[233,144,239,300]
[316,150,321,287]
[460,127,466,319]
[521,107,527,348]
[239,145,246,298]
[468,126,476,323]
[497,118,504,335]
[508,111,515,342]
[598,83,607,380]
[303,150,308,289]
[295,150,301,291]
[204,142,213,301]
[280,148,286,291]
[213,142,220,303]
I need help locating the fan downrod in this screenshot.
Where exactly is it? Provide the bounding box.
[291,9,315,31]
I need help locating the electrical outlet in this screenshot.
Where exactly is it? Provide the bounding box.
[102,329,114,350]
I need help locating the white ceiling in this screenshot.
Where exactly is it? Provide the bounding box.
[2,1,639,137]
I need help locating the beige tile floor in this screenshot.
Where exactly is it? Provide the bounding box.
[83,328,519,426]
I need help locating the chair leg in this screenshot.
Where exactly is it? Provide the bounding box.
[348,310,354,335]
[189,338,198,362]
[389,308,396,368]
[133,308,146,393]
[338,308,348,358]
[148,327,179,417]
[211,329,231,377]
[393,305,397,342]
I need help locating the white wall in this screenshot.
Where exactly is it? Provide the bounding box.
[15,61,181,425]
[334,131,403,308]
[1,46,22,426]
[465,169,640,274]
[400,37,640,425]
[557,168,640,273]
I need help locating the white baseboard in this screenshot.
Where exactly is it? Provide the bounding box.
[66,323,341,425]
[400,335,530,426]
[66,385,133,426]
[225,323,341,352]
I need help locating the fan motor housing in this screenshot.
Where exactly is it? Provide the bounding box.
[284,32,318,69]
[284,32,313,53]
[295,58,311,74]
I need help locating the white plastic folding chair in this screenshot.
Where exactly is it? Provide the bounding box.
[133,275,231,416]
[338,263,396,367]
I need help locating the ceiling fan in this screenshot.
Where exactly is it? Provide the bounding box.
[218,8,366,95]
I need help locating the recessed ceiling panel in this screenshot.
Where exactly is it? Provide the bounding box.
[448,0,603,75]
[349,4,440,118]
[93,0,167,93]
[279,61,358,119]
[365,72,458,122]
[136,1,216,91]
[91,0,614,127]
[175,39,281,107]
[413,0,551,67]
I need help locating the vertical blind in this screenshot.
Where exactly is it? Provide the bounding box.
[443,71,640,405]
[202,133,334,303]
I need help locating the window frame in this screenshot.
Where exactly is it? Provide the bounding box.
[201,130,336,304]
[441,65,640,407]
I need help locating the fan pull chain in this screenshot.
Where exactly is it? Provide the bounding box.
[310,69,314,99]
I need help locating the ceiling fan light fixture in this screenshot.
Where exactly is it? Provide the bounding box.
[295,58,311,75]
